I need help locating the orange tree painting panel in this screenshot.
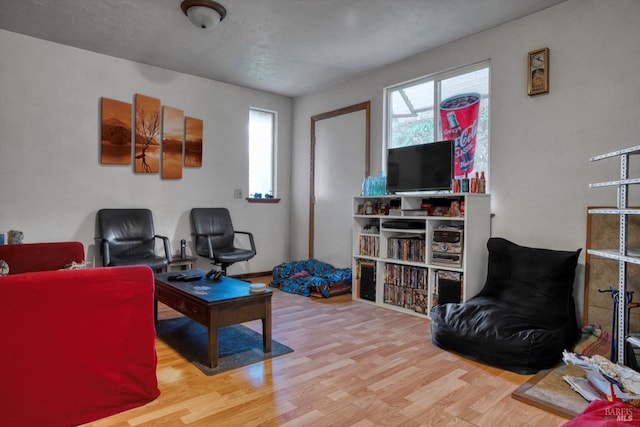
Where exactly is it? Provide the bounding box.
[162,106,184,179]
[185,117,203,167]
[101,97,132,164]
[135,94,161,173]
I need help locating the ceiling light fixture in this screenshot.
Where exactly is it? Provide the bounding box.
[181,0,227,30]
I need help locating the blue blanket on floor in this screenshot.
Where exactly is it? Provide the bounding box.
[270,258,351,297]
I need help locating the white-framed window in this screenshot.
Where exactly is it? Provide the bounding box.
[249,108,276,198]
[385,62,490,180]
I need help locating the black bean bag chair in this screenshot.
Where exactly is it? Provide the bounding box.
[430,237,581,374]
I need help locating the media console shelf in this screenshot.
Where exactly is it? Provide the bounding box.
[588,145,640,366]
[352,193,491,318]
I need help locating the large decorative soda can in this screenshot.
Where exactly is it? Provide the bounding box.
[440,93,480,176]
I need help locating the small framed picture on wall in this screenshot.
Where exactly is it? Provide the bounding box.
[528,47,549,96]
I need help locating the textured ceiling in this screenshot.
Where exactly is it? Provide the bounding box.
[0,0,567,97]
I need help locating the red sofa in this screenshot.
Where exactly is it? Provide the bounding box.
[0,242,160,427]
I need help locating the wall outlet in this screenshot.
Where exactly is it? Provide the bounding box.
[233,189,243,199]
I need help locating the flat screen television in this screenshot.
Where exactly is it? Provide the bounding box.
[386,140,454,193]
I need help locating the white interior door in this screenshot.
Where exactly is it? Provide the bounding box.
[313,109,367,268]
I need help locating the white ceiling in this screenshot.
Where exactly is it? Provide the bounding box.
[0,0,567,97]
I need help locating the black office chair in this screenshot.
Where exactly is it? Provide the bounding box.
[96,208,172,272]
[190,208,256,275]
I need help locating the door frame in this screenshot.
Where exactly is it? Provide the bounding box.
[309,101,371,258]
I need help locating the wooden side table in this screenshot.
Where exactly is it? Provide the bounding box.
[168,256,197,271]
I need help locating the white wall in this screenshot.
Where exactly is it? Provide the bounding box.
[2,0,639,317]
[0,30,293,275]
[290,0,640,320]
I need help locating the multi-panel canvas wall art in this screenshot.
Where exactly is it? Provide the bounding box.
[162,106,184,179]
[135,94,161,173]
[100,93,203,179]
[101,98,132,164]
[185,117,203,167]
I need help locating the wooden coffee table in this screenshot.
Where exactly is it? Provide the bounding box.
[154,269,272,368]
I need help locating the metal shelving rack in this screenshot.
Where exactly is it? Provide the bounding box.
[588,145,640,365]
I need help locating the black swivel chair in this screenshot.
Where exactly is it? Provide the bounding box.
[96,208,172,272]
[190,208,256,275]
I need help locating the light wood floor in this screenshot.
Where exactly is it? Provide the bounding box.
[84,276,568,427]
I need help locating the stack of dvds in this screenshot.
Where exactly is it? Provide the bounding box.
[383,264,428,313]
[387,235,425,262]
[358,235,379,257]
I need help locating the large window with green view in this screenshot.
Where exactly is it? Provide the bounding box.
[386,62,489,180]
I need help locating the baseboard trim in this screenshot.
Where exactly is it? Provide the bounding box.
[230,270,272,280]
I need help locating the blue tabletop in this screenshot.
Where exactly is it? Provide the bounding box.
[155,269,271,302]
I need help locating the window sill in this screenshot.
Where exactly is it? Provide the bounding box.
[246,198,281,204]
